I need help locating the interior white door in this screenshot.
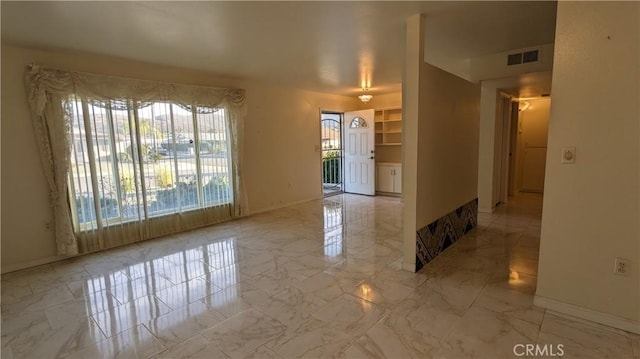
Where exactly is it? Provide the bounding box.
[344,109,375,195]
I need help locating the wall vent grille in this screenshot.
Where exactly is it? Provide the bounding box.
[507,49,540,66]
[523,50,539,63]
[507,53,523,66]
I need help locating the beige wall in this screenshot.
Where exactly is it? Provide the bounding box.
[1,44,360,272]
[359,92,402,110]
[535,2,640,330]
[403,14,480,270]
[242,83,358,213]
[415,63,480,227]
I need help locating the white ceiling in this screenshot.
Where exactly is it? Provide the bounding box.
[1,1,557,96]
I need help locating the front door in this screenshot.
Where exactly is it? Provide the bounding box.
[344,109,375,195]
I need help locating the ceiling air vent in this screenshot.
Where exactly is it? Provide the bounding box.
[523,50,539,63]
[507,53,523,66]
[507,49,540,66]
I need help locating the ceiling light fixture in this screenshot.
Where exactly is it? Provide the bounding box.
[358,88,373,103]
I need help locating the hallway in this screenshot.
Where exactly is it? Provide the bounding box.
[1,194,638,358]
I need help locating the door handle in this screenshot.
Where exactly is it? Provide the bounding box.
[370,156,374,160]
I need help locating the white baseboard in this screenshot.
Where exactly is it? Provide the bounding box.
[478,206,495,214]
[1,254,71,274]
[247,196,323,216]
[534,295,640,334]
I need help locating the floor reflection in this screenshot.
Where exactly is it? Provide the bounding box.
[6,194,629,359]
[323,198,345,257]
[82,238,240,340]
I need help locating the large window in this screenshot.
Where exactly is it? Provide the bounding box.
[26,65,244,255]
[66,98,233,230]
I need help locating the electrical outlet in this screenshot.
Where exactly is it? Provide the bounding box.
[614,257,630,276]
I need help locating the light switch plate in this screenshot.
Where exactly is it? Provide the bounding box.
[561,147,576,164]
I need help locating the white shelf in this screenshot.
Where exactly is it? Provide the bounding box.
[374,107,403,147]
[376,142,402,146]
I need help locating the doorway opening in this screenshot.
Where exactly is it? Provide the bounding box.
[321,112,343,197]
[512,97,551,195]
[493,94,551,208]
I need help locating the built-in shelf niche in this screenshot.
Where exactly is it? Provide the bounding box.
[374,107,402,163]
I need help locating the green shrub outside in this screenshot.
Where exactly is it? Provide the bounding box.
[322,151,341,184]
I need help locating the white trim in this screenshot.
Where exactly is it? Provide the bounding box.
[478,206,495,214]
[534,295,640,334]
[1,255,70,274]
[247,197,323,216]
[499,91,514,99]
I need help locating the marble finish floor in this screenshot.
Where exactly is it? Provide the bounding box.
[2,194,638,358]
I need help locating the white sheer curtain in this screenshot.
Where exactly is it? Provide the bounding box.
[25,65,246,256]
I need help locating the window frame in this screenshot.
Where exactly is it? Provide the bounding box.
[66,97,234,231]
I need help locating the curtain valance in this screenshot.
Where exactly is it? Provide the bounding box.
[26,65,246,116]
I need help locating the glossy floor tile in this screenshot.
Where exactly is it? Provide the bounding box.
[2,193,638,358]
